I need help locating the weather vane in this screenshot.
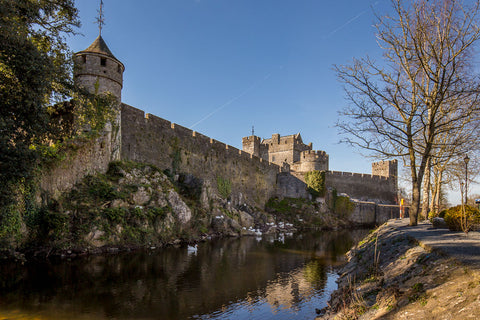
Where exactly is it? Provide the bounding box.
[252,125,255,136]
[95,0,105,36]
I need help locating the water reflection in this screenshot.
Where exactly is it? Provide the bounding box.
[0,229,367,319]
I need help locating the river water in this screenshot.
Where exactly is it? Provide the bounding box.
[0,230,367,320]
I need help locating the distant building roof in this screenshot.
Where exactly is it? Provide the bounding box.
[76,35,120,62]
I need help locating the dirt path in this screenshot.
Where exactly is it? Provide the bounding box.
[317,219,480,320]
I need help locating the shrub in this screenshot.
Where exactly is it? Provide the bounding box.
[439,209,447,218]
[428,209,447,221]
[265,197,309,214]
[444,205,480,231]
[304,170,326,198]
[32,206,69,243]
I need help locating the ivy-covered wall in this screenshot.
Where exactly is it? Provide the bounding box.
[38,129,115,203]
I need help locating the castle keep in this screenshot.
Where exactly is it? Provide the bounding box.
[242,133,329,172]
[242,133,397,203]
[41,35,398,210]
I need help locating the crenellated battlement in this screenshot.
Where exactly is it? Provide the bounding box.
[242,135,261,143]
[300,150,329,161]
[328,170,388,181]
[324,166,397,203]
[122,104,282,175]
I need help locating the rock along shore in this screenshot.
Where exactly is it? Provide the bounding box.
[317,219,480,320]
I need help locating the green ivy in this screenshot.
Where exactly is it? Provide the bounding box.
[330,189,355,217]
[304,170,326,198]
[0,205,22,247]
[216,176,232,199]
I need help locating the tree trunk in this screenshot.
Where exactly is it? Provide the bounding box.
[434,169,443,213]
[421,158,431,220]
[410,181,421,226]
[430,182,437,215]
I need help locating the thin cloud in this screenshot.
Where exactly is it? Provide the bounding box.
[190,73,272,129]
[322,1,381,39]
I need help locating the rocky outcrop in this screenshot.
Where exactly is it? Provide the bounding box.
[167,190,191,224]
[31,161,301,255]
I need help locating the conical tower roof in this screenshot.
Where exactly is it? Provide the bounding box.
[77,35,121,63]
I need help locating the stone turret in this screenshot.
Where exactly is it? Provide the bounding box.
[298,150,329,172]
[73,35,124,161]
[242,135,261,158]
[372,160,398,179]
[372,160,398,200]
[73,35,125,101]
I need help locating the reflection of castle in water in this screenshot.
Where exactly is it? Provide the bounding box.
[264,261,328,312]
[0,231,367,319]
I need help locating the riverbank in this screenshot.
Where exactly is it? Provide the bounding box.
[317,219,480,319]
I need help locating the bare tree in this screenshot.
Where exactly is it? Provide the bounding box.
[336,0,480,225]
[422,106,480,216]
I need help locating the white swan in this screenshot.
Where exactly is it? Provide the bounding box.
[187,244,198,255]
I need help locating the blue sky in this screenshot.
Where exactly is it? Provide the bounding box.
[68,0,473,203]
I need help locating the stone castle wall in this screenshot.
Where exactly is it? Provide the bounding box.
[38,106,397,210]
[276,172,311,199]
[120,104,280,207]
[325,170,396,204]
[350,202,408,226]
[276,169,397,204]
[38,129,114,202]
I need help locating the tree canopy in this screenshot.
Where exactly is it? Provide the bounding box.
[0,0,79,193]
[0,0,80,244]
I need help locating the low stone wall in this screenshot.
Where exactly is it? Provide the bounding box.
[350,201,409,226]
[349,200,409,226]
[377,204,407,223]
[350,201,377,225]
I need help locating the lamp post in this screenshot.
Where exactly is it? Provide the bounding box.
[464,154,470,205]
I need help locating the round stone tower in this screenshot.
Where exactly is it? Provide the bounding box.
[74,35,124,161]
[299,150,329,172]
[73,35,124,101]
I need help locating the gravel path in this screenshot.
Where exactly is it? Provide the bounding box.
[387,218,480,268]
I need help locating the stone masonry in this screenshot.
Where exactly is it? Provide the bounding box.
[242,133,329,172]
